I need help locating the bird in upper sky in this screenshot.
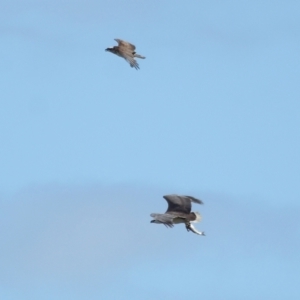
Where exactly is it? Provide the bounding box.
[105,39,145,70]
[150,194,205,236]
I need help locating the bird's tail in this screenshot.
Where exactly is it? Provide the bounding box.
[134,53,146,59]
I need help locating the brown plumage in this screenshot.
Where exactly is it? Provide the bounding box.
[105,39,145,70]
[150,194,205,236]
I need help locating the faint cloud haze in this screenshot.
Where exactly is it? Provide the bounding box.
[0,184,299,296]
[1,185,153,283]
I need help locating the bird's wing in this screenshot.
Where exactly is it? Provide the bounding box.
[123,55,139,69]
[150,213,175,227]
[183,195,203,205]
[114,39,136,51]
[163,194,203,214]
[163,194,192,214]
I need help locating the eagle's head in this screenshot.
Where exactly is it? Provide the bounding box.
[105,47,118,54]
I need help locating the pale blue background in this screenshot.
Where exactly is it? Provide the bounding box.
[1,1,300,299]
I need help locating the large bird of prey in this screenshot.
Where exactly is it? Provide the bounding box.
[105,39,145,70]
[150,194,205,236]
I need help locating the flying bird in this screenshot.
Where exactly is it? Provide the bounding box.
[105,39,145,70]
[150,194,205,236]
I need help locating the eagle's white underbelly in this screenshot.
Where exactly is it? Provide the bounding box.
[172,217,186,224]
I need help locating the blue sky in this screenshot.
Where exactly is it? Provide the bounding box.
[1,1,300,299]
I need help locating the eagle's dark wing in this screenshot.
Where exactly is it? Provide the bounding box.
[114,39,136,51]
[184,195,203,205]
[163,195,203,214]
[150,213,175,227]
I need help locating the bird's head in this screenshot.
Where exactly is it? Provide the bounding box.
[105,47,118,54]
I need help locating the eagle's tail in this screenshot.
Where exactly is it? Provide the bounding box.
[134,53,146,59]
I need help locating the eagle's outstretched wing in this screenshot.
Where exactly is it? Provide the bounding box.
[163,194,203,214]
[115,39,136,51]
[123,56,140,69]
[150,213,176,227]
